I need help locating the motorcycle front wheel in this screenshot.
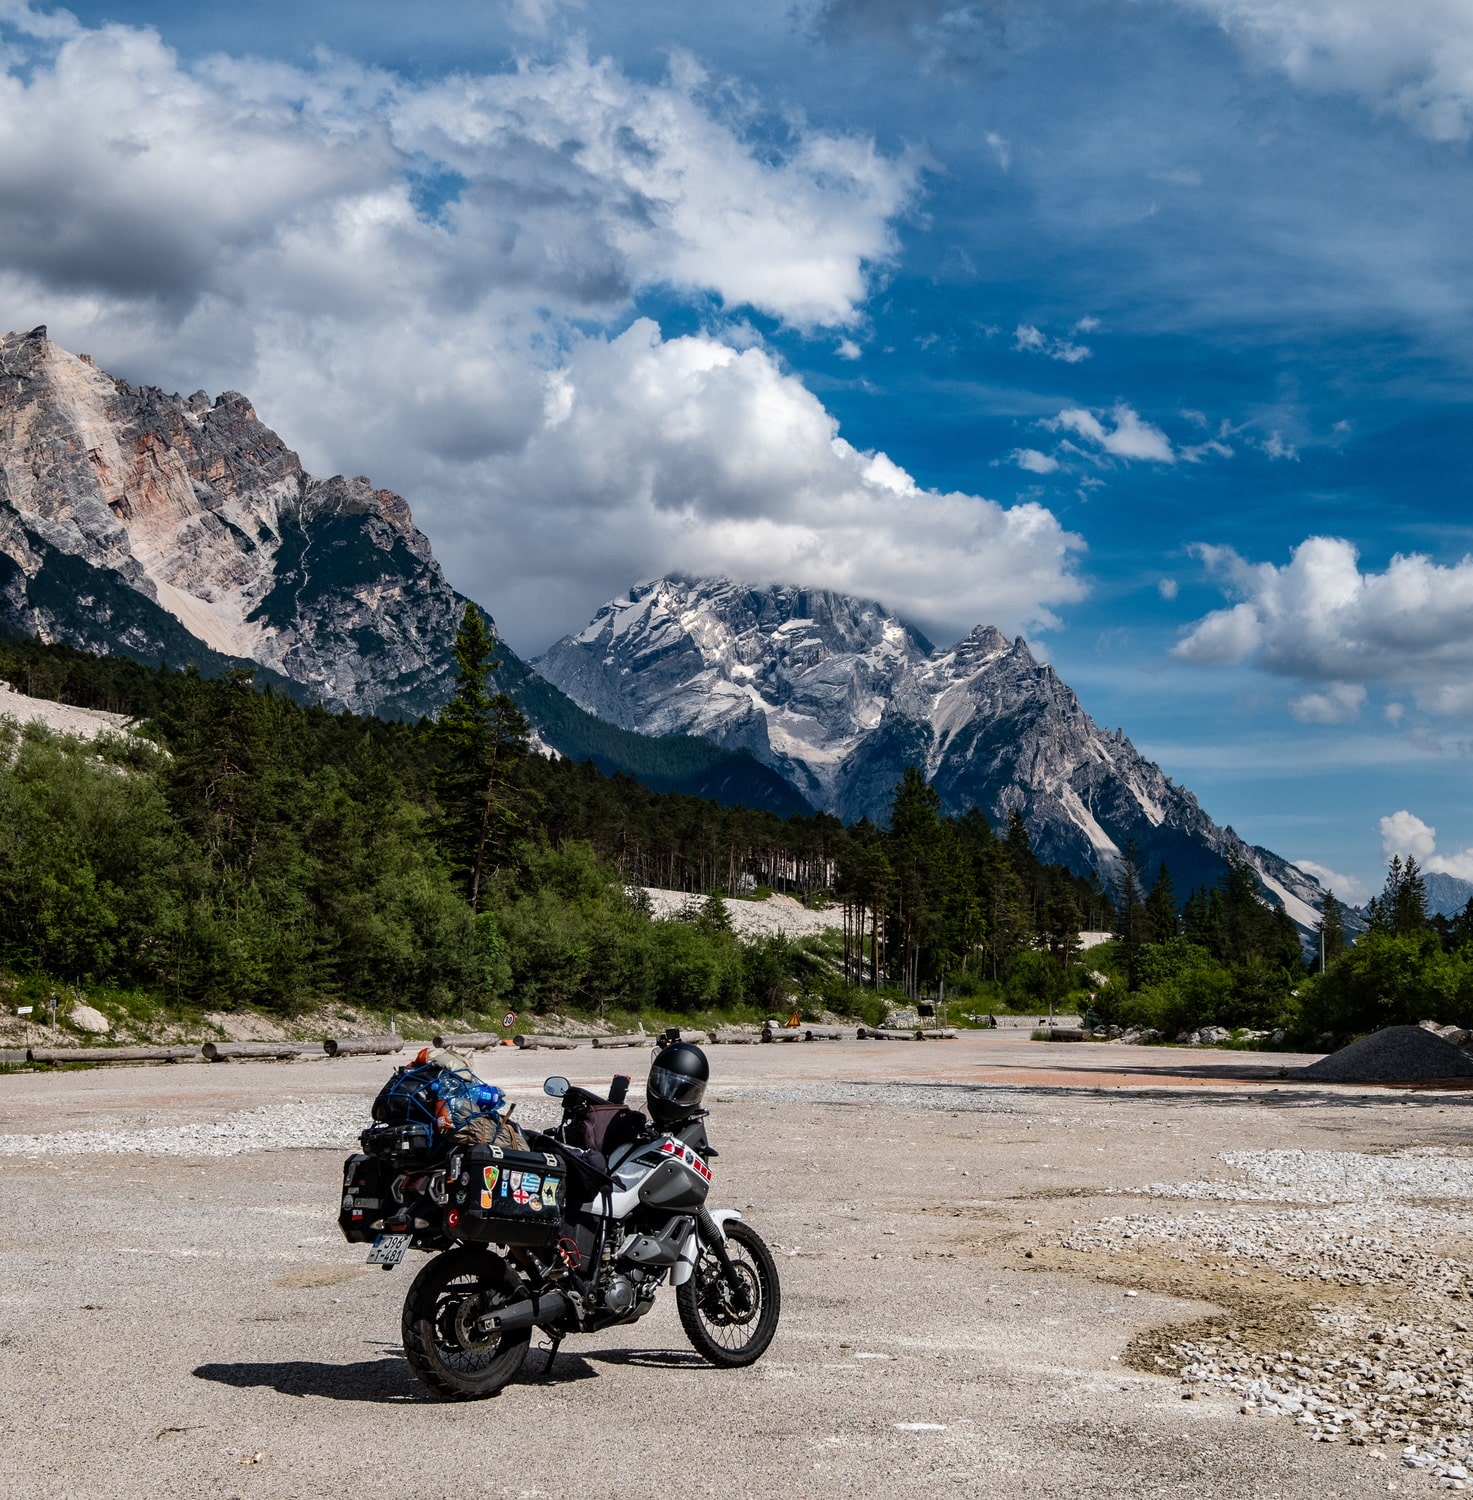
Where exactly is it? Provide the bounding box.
[677,1219,781,1368]
[401,1245,530,1401]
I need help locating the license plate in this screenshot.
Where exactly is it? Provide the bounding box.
[367,1233,411,1267]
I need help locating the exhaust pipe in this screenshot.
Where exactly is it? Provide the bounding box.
[486,1290,570,1336]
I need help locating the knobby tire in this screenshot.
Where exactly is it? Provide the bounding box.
[401,1244,530,1401]
[677,1219,781,1368]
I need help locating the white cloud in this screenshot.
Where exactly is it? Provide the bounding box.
[1172,537,1473,719]
[1292,860,1369,904]
[1171,0,1473,142]
[462,321,1087,645]
[1290,682,1366,724]
[1374,808,1473,881]
[1259,431,1299,461]
[1174,599,1261,663]
[0,10,1045,649]
[1429,849,1473,881]
[1048,404,1174,462]
[1157,577,1179,600]
[836,337,862,360]
[1013,322,1091,364]
[984,130,1010,170]
[1011,447,1060,475]
[1380,810,1437,861]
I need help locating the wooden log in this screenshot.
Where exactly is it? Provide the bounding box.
[323,1034,403,1057]
[760,1027,809,1043]
[857,1027,918,1041]
[591,1034,651,1049]
[27,1045,203,1065]
[432,1032,507,1049]
[916,1028,959,1040]
[710,1028,757,1045]
[1,1048,30,1064]
[513,1034,579,1050]
[202,1040,318,1061]
[1039,1027,1085,1043]
[804,1027,845,1041]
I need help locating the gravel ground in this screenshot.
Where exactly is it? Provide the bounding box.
[1063,1143,1473,1486]
[2,1036,1470,1499]
[641,886,845,939]
[0,683,136,740]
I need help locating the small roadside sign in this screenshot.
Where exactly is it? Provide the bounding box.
[501,1011,516,1030]
[16,1006,33,1016]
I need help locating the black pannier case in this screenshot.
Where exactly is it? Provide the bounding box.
[339,1151,394,1243]
[457,1144,568,1246]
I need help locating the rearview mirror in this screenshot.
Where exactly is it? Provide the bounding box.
[543,1076,570,1098]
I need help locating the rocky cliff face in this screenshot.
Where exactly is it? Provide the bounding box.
[537,575,1327,920]
[0,330,810,813]
[0,325,462,717]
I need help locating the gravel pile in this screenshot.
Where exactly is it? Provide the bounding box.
[1300,1026,1473,1083]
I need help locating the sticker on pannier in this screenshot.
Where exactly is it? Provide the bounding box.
[460,1145,568,1244]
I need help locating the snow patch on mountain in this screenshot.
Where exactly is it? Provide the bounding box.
[538,575,1330,928]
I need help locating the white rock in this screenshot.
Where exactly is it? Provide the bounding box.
[69,1004,110,1034]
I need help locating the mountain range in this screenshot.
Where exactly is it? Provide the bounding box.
[0,329,1328,923]
[534,577,1324,914]
[0,326,803,814]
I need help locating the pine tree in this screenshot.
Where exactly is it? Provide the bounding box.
[1369,855,1430,937]
[1145,861,1178,944]
[1112,840,1148,990]
[431,604,530,910]
[1318,889,1346,968]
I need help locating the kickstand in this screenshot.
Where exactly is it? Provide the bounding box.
[540,1336,563,1382]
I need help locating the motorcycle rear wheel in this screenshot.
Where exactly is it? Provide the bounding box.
[677,1219,781,1368]
[401,1245,530,1401]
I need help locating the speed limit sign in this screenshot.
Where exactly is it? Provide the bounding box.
[501,1011,516,1030]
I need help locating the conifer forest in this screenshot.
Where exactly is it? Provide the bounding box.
[2,615,1469,1040]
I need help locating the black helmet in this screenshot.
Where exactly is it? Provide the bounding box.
[647,1041,709,1125]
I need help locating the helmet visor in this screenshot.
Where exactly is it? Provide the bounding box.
[648,1064,706,1112]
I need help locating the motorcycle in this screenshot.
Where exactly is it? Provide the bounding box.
[339,1067,781,1401]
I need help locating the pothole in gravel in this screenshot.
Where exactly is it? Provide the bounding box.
[1054,1146,1473,1489]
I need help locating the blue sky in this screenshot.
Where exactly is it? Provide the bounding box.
[2,0,1471,898]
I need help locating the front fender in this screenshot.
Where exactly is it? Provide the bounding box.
[670,1208,743,1286]
[706,1208,744,1237]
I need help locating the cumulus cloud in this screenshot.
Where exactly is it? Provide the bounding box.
[1010,447,1060,475]
[1048,404,1174,462]
[1013,322,1091,363]
[1381,810,1437,861]
[0,8,1093,651]
[1171,0,1473,141]
[1292,859,1369,904]
[472,320,1088,644]
[1157,577,1179,600]
[1376,809,1473,881]
[1290,682,1366,724]
[1173,537,1473,719]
